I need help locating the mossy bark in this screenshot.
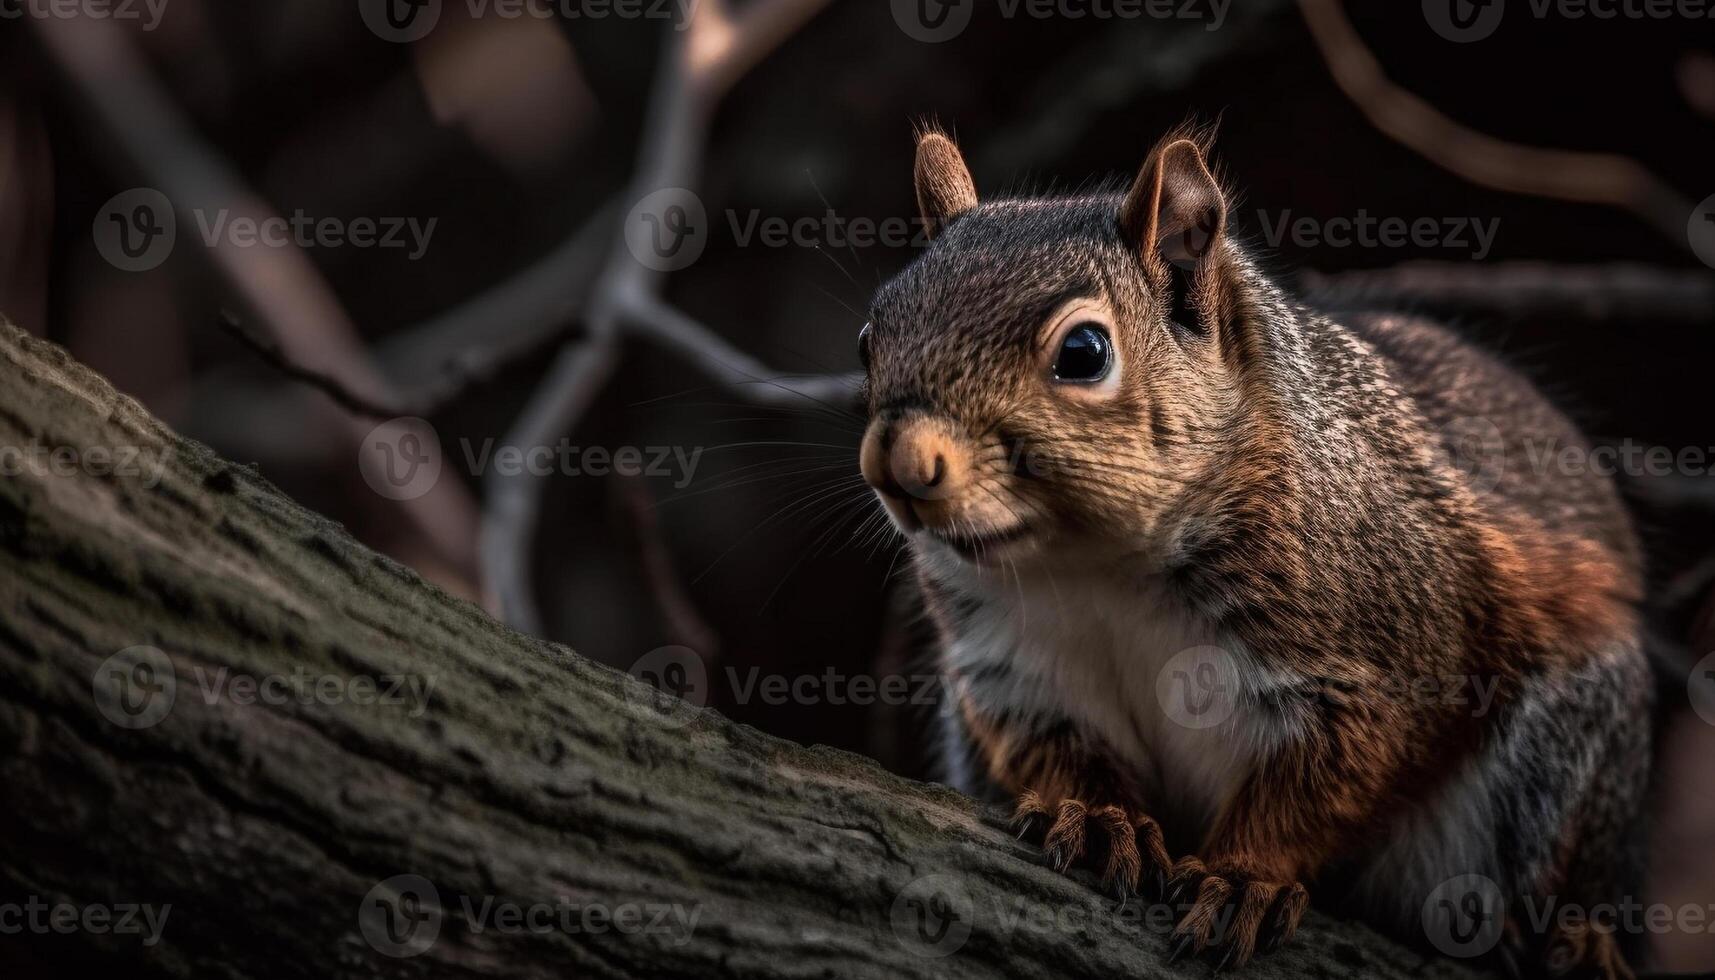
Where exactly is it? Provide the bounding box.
[0,321,1487,979]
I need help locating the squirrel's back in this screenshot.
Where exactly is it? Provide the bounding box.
[1341,311,1640,577]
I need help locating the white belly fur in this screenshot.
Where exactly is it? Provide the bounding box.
[931,557,1298,837]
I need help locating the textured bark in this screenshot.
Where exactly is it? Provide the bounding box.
[0,320,1488,979]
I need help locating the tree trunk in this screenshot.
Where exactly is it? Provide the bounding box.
[0,320,1486,979]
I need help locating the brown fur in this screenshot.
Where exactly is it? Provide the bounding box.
[862,129,1653,978]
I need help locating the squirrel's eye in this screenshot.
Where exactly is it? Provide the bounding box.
[858,322,873,370]
[1052,323,1111,382]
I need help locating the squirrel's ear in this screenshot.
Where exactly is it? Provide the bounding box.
[1119,136,1235,336]
[1119,137,1227,278]
[914,132,978,239]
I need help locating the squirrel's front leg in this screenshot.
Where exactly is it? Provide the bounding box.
[957,694,1172,899]
[1165,697,1402,970]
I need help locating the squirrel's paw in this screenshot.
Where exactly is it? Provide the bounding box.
[1011,790,1172,899]
[1164,856,1309,970]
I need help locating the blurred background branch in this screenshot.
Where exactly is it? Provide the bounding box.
[479,0,840,633]
[1298,0,1695,243]
[31,12,484,594]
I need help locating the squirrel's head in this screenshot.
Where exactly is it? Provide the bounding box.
[860,127,1255,573]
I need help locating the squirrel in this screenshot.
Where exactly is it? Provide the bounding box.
[857,125,1656,979]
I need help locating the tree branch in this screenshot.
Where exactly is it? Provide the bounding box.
[1297,0,1695,244]
[0,319,1488,979]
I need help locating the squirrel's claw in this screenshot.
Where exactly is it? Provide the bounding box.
[1165,855,1205,907]
[1010,789,1052,839]
[1165,932,1198,964]
[1012,792,1173,897]
[1096,805,1173,898]
[1043,799,1089,870]
[1166,858,1308,968]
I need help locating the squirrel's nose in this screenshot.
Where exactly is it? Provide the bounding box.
[890,437,948,496]
[920,454,948,488]
[861,415,964,503]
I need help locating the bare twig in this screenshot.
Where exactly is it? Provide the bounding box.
[32,15,482,589]
[692,0,836,96]
[373,198,620,393]
[217,311,406,421]
[1298,0,1695,244]
[624,293,863,406]
[41,2,848,633]
[1300,262,1715,321]
[223,305,548,422]
[484,338,622,630]
[982,0,1294,173]
[481,0,839,633]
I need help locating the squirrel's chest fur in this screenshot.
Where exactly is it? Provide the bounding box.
[930,558,1298,842]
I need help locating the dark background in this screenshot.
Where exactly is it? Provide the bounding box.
[2,0,1712,971]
